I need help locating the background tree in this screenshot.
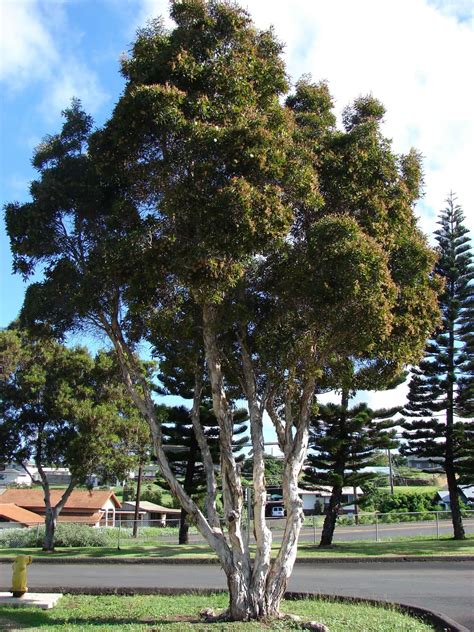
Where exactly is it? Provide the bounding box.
[305,390,398,546]
[5,1,440,620]
[161,401,248,544]
[241,453,285,488]
[0,329,141,550]
[402,194,473,540]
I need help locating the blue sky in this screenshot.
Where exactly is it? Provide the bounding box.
[1,0,473,419]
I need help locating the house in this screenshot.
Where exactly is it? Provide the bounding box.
[436,485,474,510]
[263,486,364,516]
[0,463,35,487]
[0,504,42,529]
[405,456,444,472]
[32,467,71,486]
[0,463,73,487]
[460,485,474,505]
[130,464,160,482]
[299,487,364,515]
[0,489,121,527]
[117,501,181,527]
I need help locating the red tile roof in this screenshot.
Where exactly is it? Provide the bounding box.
[56,511,104,524]
[0,503,42,526]
[0,489,121,511]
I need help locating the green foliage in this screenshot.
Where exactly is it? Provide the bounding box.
[0,330,149,485]
[242,453,285,486]
[360,489,440,515]
[402,194,473,535]
[0,523,113,548]
[138,485,164,506]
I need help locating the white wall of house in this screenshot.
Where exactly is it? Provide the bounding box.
[0,464,36,487]
[101,498,117,527]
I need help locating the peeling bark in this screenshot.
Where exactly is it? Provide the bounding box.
[202,304,250,577]
[97,305,321,621]
[98,310,233,570]
[190,359,220,528]
[239,332,272,605]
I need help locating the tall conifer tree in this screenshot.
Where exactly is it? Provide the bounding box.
[306,390,398,546]
[161,402,248,544]
[402,194,473,540]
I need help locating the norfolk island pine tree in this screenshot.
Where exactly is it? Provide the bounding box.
[305,390,398,547]
[5,1,440,621]
[402,193,474,540]
[161,401,248,544]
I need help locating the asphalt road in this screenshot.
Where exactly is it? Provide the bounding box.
[172,518,474,544]
[1,560,472,629]
[300,518,474,543]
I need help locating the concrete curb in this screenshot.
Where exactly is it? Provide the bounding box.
[1,554,473,564]
[6,586,468,632]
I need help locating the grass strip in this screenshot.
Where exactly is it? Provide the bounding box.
[0,593,439,631]
[1,534,473,560]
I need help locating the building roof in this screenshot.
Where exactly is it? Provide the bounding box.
[0,489,121,511]
[121,500,181,514]
[56,512,104,524]
[0,503,42,526]
[460,485,474,500]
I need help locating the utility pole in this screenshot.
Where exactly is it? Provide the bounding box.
[353,484,359,525]
[132,463,143,537]
[387,448,394,495]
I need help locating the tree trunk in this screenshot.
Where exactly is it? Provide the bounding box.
[179,439,198,544]
[43,507,58,552]
[100,309,324,622]
[445,457,465,540]
[446,310,465,540]
[178,508,189,545]
[36,458,76,552]
[319,485,342,547]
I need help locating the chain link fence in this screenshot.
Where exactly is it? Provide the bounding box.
[0,510,473,549]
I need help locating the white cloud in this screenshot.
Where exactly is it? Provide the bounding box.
[0,0,108,118]
[0,0,58,88]
[41,60,108,120]
[245,0,474,235]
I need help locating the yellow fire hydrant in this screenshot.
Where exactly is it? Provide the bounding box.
[11,555,33,597]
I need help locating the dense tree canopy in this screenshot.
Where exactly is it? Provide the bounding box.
[5,0,440,621]
[0,328,147,549]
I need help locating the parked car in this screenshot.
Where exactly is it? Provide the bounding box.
[271,506,285,518]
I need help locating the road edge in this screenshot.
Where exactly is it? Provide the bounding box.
[1,554,472,564]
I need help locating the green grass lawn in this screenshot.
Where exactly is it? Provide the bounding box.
[0,593,439,631]
[1,534,472,560]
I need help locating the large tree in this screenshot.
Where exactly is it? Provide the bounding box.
[0,329,142,550]
[402,194,473,540]
[5,1,440,620]
[305,391,398,547]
